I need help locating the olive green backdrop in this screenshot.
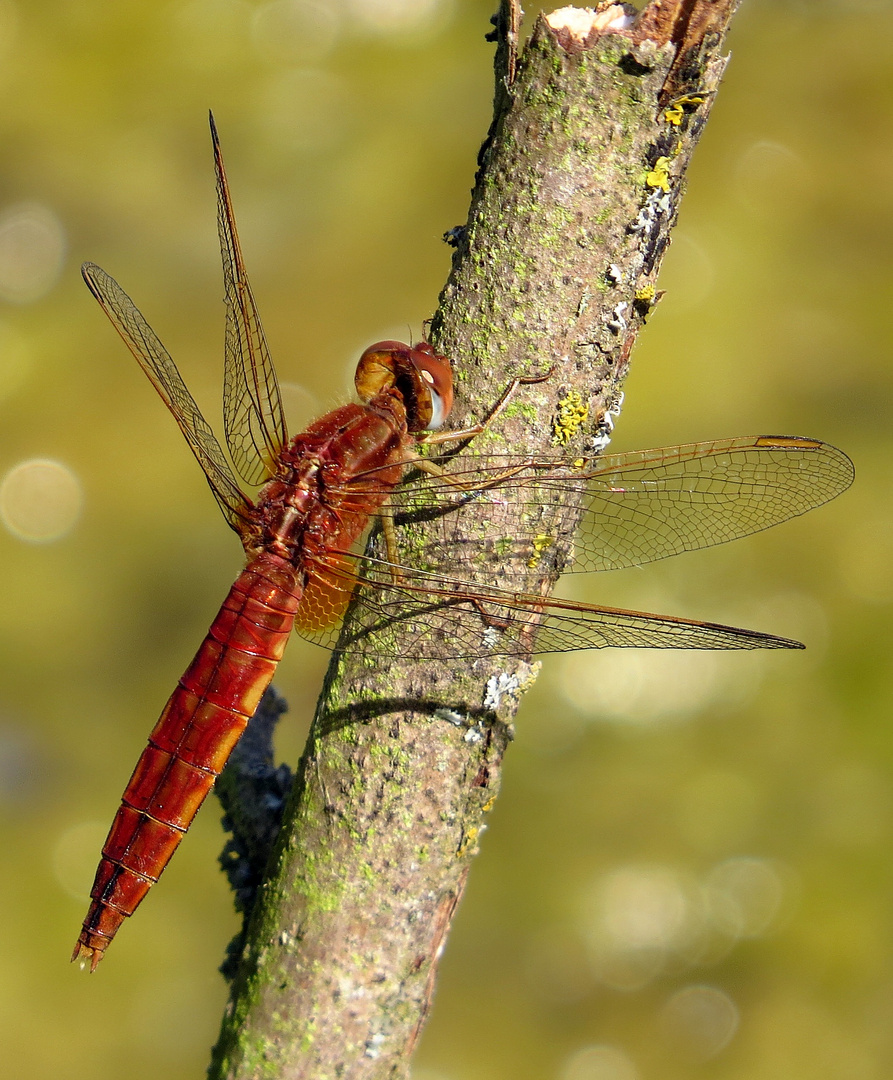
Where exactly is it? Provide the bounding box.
[0,2,889,1078]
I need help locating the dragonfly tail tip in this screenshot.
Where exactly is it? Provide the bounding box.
[71,939,104,973]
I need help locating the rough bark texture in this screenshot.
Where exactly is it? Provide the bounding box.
[208,2,742,1077]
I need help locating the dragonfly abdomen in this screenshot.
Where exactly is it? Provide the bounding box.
[72,554,301,970]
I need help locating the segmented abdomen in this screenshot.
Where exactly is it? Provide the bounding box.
[72,553,301,971]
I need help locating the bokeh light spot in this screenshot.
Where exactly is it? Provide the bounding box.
[705,856,787,939]
[733,140,809,216]
[559,649,760,727]
[600,866,688,950]
[346,0,452,39]
[581,865,698,989]
[0,458,83,542]
[660,984,739,1060]
[0,202,66,303]
[560,1044,639,1080]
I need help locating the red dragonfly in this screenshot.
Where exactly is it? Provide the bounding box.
[72,115,853,970]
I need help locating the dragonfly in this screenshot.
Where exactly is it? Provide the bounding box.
[72,114,853,971]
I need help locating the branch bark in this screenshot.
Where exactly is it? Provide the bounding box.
[208,1,743,1076]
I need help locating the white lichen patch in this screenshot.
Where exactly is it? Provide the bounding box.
[630,187,673,237]
[364,1032,386,1059]
[588,390,624,454]
[606,262,624,284]
[606,300,629,333]
[434,707,467,727]
[484,662,542,710]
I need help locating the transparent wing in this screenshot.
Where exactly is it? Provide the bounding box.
[573,436,854,570]
[82,261,254,535]
[383,436,853,575]
[211,113,287,486]
[292,550,803,658]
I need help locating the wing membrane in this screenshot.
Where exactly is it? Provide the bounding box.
[295,551,802,658]
[574,436,853,570]
[82,261,254,535]
[382,437,853,574]
[211,113,287,485]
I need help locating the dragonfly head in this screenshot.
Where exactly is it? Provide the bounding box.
[355,340,454,433]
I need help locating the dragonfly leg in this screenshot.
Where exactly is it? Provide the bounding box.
[378,498,405,586]
[468,596,512,632]
[405,451,539,493]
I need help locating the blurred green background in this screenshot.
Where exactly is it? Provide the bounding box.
[0,1,890,1078]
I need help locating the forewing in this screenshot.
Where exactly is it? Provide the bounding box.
[211,113,287,485]
[574,436,854,571]
[384,437,853,575]
[82,261,254,535]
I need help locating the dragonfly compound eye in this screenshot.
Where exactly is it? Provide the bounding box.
[407,342,453,431]
[354,340,454,433]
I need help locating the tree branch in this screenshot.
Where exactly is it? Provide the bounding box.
[208,2,743,1076]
